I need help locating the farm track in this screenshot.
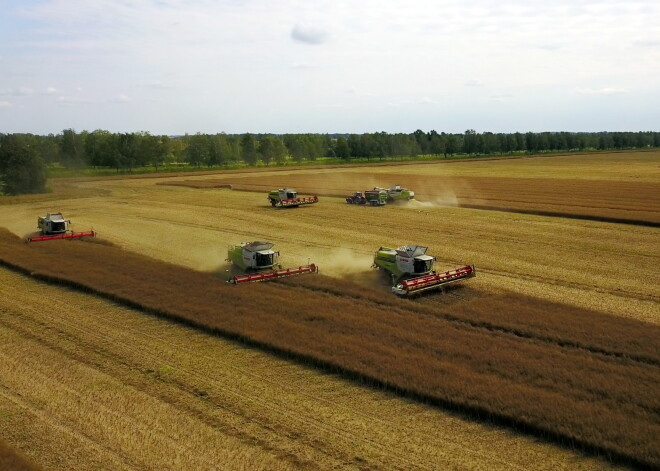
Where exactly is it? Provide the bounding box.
[0,268,611,471]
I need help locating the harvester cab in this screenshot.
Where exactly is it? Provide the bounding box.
[373,245,475,296]
[39,212,69,234]
[268,188,318,208]
[27,213,96,242]
[227,241,279,271]
[226,241,318,284]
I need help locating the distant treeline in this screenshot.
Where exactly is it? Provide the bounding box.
[1,129,659,194]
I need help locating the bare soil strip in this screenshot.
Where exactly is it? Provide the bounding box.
[0,231,657,468]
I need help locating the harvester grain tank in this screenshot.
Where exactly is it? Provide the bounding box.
[26,213,96,242]
[385,185,415,202]
[268,188,318,208]
[226,241,318,284]
[373,245,475,296]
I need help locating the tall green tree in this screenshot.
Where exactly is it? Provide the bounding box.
[0,136,47,195]
[241,134,258,166]
[185,133,209,167]
[60,129,85,167]
[259,136,287,166]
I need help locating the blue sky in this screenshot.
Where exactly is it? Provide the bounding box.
[1,0,658,134]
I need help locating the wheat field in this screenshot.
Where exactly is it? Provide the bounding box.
[1,151,657,469]
[0,268,622,470]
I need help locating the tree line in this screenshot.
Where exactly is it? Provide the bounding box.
[1,129,659,194]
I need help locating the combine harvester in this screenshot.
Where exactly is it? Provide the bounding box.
[384,185,415,203]
[26,213,96,242]
[267,188,318,208]
[373,245,475,296]
[226,241,318,284]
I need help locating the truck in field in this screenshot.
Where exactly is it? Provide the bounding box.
[345,188,388,206]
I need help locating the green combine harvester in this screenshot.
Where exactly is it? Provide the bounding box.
[373,245,475,296]
[267,188,318,208]
[226,241,318,284]
[384,185,415,202]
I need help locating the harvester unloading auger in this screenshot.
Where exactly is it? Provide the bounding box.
[373,245,475,296]
[26,213,96,242]
[226,241,318,284]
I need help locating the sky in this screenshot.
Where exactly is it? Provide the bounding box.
[0,0,659,135]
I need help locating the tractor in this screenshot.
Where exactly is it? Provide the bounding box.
[373,245,475,296]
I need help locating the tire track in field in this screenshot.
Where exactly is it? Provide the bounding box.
[0,384,137,471]
[0,295,455,470]
[0,312,323,470]
[0,272,560,471]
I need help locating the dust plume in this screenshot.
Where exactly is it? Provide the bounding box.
[407,191,459,208]
[303,248,374,278]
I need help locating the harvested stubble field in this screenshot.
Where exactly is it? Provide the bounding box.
[0,229,658,468]
[0,268,621,471]
[1,151,658,469]
[0,439,42,471]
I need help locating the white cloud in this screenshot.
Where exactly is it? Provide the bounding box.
[45,86,58,94]
[0,87,34,96]
[291,23,328,45]
[488,93,514,102]
[465,80,486,87]
[138,82,172,90]
[290,61,316,69]
[56,95,98,105]
[576,88,628,96]
[111,94,131,103]
[0,101,12,108]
